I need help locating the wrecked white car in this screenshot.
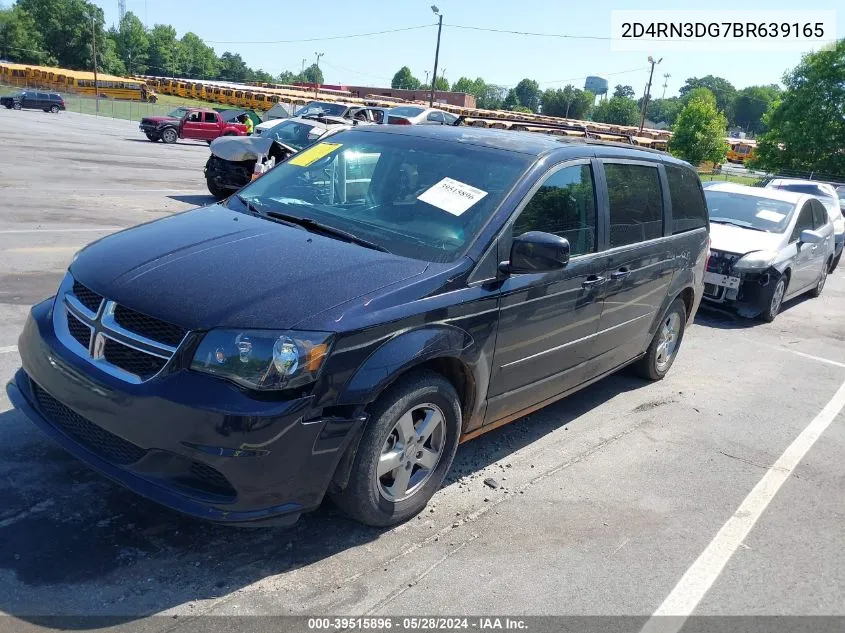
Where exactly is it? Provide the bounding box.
[703,183,835,321]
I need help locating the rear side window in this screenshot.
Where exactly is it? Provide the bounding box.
[204,112,218,123]
[512,163,597,256]
[604,163,664,248]
[666,165,708,234]
[811,199,828,228]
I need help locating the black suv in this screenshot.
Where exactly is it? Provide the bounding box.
[8,126,708,527]
[1,90,65,113]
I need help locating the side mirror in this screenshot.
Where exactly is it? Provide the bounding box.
[500,231,570,275]
[800,229,823,244]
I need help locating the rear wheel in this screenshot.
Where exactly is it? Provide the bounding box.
[809,263,828,298]
[161,127,178,144]
[633,299,687,381]
[330,370,461,526]
[830,251,842,273]
[761,273,787,322]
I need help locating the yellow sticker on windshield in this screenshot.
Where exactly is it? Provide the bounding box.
[288,142,342,167]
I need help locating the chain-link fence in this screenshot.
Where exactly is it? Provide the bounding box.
[1,81,212,122]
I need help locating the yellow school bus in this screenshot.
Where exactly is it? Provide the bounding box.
[727,139,757,164]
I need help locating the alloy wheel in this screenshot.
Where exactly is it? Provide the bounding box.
[376,403,446,502]
[770,278,786,317]
[655,312,681,372]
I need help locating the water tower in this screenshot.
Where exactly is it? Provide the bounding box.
[584,76,608,98]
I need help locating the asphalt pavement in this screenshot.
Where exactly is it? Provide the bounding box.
[0,110,843,631]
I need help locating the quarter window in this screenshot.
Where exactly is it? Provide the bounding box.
[604,163,664,248]
[666,165,708,234]
[811,199,828,229]
[512,164,597,257]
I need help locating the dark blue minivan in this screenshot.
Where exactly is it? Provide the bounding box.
[7,126,708,526]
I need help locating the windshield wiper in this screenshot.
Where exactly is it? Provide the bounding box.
[232,194,264,216]
[710,219,767,232]
[264,211,390,253]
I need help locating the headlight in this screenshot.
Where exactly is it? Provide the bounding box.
[191,329,333,390]
[733,250,778,272]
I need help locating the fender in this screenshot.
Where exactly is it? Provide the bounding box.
[337,325,476,408]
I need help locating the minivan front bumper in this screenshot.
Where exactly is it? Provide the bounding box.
[8,299,364,526]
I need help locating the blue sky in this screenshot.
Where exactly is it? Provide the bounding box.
[93,0,841,97]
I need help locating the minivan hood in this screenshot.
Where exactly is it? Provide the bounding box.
[709,222,785,255]
[70,206,429,330]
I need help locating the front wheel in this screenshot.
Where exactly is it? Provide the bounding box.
[206,176,229,200]
[633,299,687,381]
[13,102,21,110]
[49,105,59,113]
[145,133,160,142]
[760,274,787,322]
[330,370,461,526]
[161,127,178,144]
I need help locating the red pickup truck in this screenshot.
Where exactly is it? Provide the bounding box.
[140,108,248,144]
[178,108,248,143]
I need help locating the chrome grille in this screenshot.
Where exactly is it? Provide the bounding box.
[53,273,188,383]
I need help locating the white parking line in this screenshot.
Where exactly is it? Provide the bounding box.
[0,346,18,355]
[641,376,845,633]
[775,347,845,369]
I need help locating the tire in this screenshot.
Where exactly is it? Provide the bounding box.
[330,370,461,527]
[145,133,160,142]
[161,127,178,144]
[13,102,22,110]
[633,298,687,381]
[49,105,59,113]
[760,273,787,322]
[206,176,229,200]
[829,251,842,273]
[809,263,829,298]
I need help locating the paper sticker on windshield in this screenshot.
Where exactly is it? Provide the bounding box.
[418,178,488,216]
[288,142,342,167]
[756,209,786,222]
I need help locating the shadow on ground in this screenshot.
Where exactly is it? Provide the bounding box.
[0,372,647,625]
[695,294,811,330]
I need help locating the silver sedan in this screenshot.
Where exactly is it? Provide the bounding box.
[702,183,835,321]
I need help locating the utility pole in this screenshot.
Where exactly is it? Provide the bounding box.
[639,55,662,133]
[91,14,100,114]
[661,73,671,99]
[301,58,306,74]
[429,6,443,107]
[314,51,324,98]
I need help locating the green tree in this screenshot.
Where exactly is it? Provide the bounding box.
[478,84,507,110]
[502,89,518,110]
[147,23,179,75]
[642,97,681,126]
[112,10,148,74]
[513,78,540,112]
[679,75,736,121]
[278,70,297,84]
[298,63,324,84]
[613,84,635,99]
[391,66,420,89]
[592,96,640,126]
[732,85,780,135]
[17,0,106,69]
[669,88,728,166]
[98,32,125,75]
[542,85,593,119]
[513,105,532,114]
[179,32,218,79]
[217,50,248,81]
[0,4,54,64]
[754,39,845,175]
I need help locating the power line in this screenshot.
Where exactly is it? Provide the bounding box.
[447,24,613,40]
[205,24,435,45]
[321,59,392,83]
[537,66,650,86]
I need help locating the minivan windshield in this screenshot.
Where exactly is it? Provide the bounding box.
[705,190,796,233]
[232,129,531,262]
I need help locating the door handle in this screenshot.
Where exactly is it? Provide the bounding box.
[582,275,605,288]
[611,267,631,280]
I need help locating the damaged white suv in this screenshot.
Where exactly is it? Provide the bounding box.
[703,183,834,322]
